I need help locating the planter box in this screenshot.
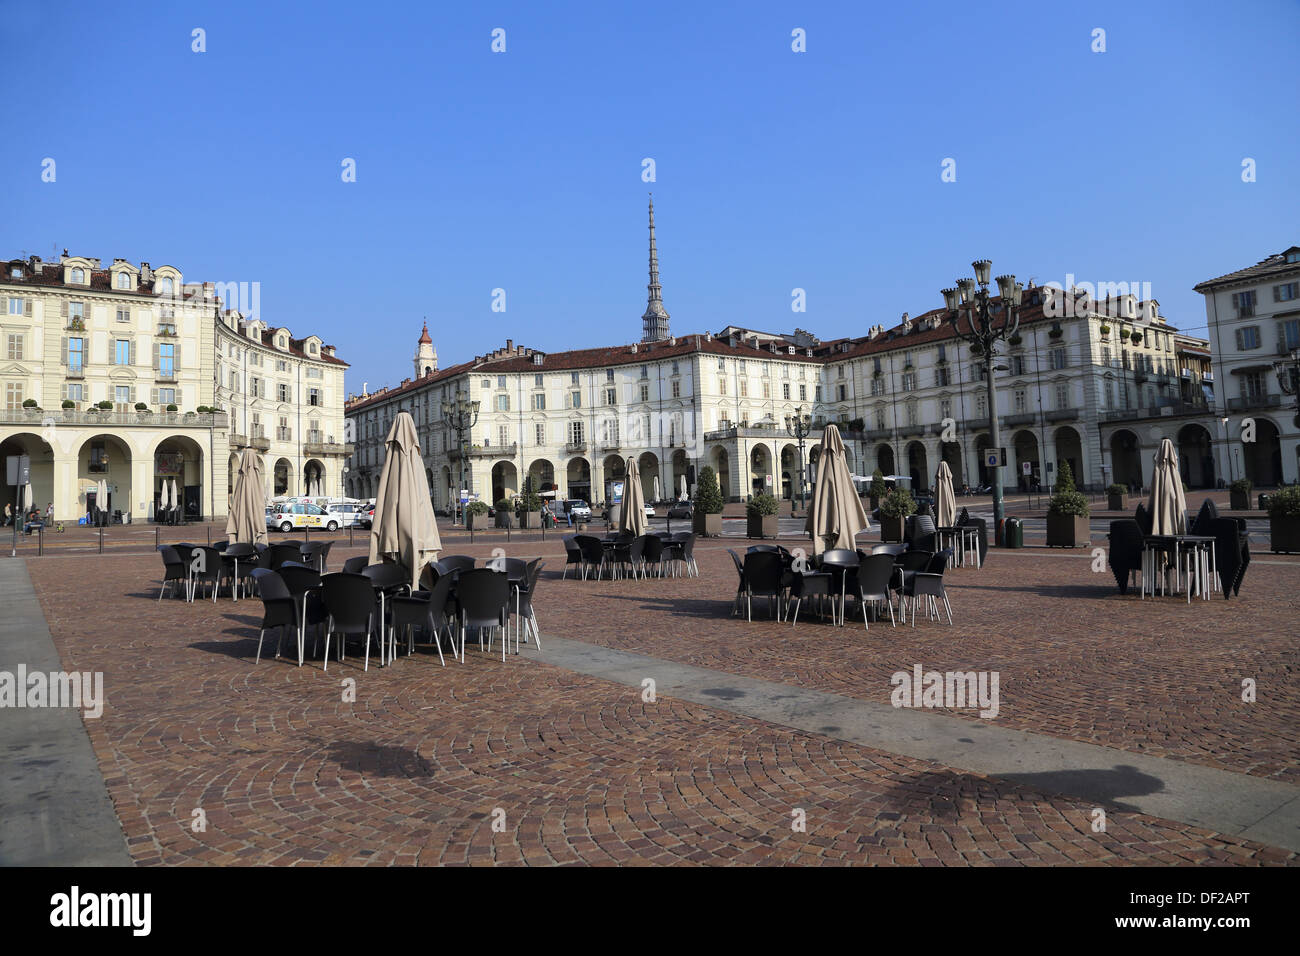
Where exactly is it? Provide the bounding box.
[1269,515,1300,554]
[522,511,542,529]
[1107,493,1128,511]
[466,512,490,530]
[694,512,722,537]
[880,515,905,543]
[869,496,880,512]
[1229,490,1250,510]
[1045,512,1090,547]
[747,514,778,539]
[495,512,516,529]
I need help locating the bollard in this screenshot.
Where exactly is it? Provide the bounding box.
[155,526,160,550]
[38,526,44,556]
[348,525,354,547]
[99,526,104,553]
[206,526,211,546]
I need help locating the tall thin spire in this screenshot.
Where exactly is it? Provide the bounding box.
[642,194,670,343]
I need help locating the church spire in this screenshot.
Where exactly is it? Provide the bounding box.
[641,195,670,343]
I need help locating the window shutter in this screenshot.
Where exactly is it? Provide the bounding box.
[130,339,136,365]
[175,388,183,407]
[24,299,32,316]
[129,386,136,403]
[60,336,67,365]
[1275,286,1282,303]
[61,300,68,318]
[153,342,160,370]
[151,388,158,405]
[61,383,68,401]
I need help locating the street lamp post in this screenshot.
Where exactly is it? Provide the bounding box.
[440,394,480,525]
[941,261,1024,545]
[784,405,812,515]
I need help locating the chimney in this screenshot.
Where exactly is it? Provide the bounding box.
[139,262,152,282]
[506,339,513,352]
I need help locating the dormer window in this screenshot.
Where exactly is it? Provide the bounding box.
[70,268,85,284]
[1287,249,1300,264]
[158,277,174,295]
[309,343,317,354]
[11,266,22,279]
[116,272,130,290]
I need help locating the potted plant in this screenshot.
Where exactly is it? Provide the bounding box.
[1008,333,1023,346]
[1048,324,1063,339]
[1267,486,1300,554]
[746,492,779,539]
[869,468,887,511]
[1107,483,1128,511]
[879,487,916,543]
[1046,461,1089,547]
[693,465,724,536]
[520,481,543,529]
[1229,478,1252,511]
[494,498,516,529]
[1099,323,1111,336]
[971,343,984,356]
[22,398,41,418]
[61,399,76,416]
[1130,331,1143,344]
[97,400,113,411]
[465,500,490,530]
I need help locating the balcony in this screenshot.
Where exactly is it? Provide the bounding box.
[303,440,354,457]
[66,366,84,379]
[4,409,229,428]
[156,372,177,383]
[565,440,588,454]
[898,423,926,438]
[1045,407,1080,423]
[863,427,892,441]
[1227,394,1281,412]
[449,443,517,460]
[1004,412,1036,426]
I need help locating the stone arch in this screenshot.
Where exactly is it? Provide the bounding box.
[749,444,772,496]
[492,460,519,504]
[1243,417,1283,487]
[566,456,591,502]
[153,434,206,520]
[876,443,895,476]
[1110,429,1142,491]
[1013,429,1040,490]
[0,432,53,518]
[303,458,326,497]
[1177,423,1215,489]
[272,457,293,497]
[906,441,928,491]
[637,451,660,501]
[1054,426,1083,488]
[77,433,133,519]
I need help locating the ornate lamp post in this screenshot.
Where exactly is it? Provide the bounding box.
[1273,346,1300,428]
[440,393,480,525]
[941,261,1024,543]
[784,405,813,515]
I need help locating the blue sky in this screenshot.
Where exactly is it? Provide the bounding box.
[2,0,1297,393]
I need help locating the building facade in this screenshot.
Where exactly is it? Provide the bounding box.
[1194,245,1300,487]
[214,311,350,502]
[345,207,1223,507]
[1,252,346,522]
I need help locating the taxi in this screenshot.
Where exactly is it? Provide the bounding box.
[266,501,340,532]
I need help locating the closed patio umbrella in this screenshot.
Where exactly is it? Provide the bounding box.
[369,411,442,590]
[617,457,648,538]
[1148,437,1187,536]
[652,475,661,503]
[171,478,180,518]
[679,475,688,500]
[804,424,870,556]
[935,461,957,529]
[98,479,108,518]
[226,448,267,545]
[22,482,32,514]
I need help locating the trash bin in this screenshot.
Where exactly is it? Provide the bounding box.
[1003,517,1024,549]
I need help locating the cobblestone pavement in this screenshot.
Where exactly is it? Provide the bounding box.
[19,541,1298,866]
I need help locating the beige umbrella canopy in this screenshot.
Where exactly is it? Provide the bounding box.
[679,475,688,500]
[935,461,957,529]
[653,475,661,503]
[369,412,442,590]
[226,448,267,545]
[804,424,870,556]
[1148,437,1187,536]
[617,457,648,537]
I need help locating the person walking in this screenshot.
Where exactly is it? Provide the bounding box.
[45,501,53,523]
[3,502,10,527]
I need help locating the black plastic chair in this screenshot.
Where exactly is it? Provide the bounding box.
[319,572,378,670]
[388,572,454,666]
[574,535,606,580]
[249,568,297,663]
[741,551,787,621]
[156,546,188,601]
[440,555,476,574]
[277,564,325,665]
[269,543,304,570]
[189,546,223,602]
[855,552,897,628]
[512,558,545,652]
[341,555,368,574]
[641,535,665,577]
[871,543,906,557]
[818,548,861,627]
[455,568,510,662]
[561,535,583,579]
[727,548,747,615]
[221,543,258,599]
[892,550,933,598]
[301,540,333,573]
[897,552,954,626]
[1107,520,1144,594]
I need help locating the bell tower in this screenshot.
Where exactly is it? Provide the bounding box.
[414,320,437,377]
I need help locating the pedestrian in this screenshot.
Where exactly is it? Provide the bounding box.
[3,502,10,526]
[45,501,53,523]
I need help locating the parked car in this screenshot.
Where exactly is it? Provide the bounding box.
[561,499,592,522]
[360,504,374,529]
[326,502,368,528]
[667,501,693,520]
[266,501,339,532]
[643,505,655,518]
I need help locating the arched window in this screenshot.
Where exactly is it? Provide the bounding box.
[116,272,130,289]
[70,268,84,283]
[158,277,174,295]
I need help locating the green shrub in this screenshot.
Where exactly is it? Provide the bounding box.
[870,468,887,499]
[1049,490,1090,517]
[1267,485,1300,519]
[1230,477,1252,494]
[97,400,113,410]
[747,493,779,517]
[1107,483,1128,496]
[62,399,75,409]
[466,501,489,516]
[166,403,178,412]
[880,487,917,519]
[493,499,512,513]
[134,402,148,410]
[1055,459,1077,494]
[22,398,38,408]
[695,466,723,514]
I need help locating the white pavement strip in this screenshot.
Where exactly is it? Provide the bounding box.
[525,636,1300,853]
